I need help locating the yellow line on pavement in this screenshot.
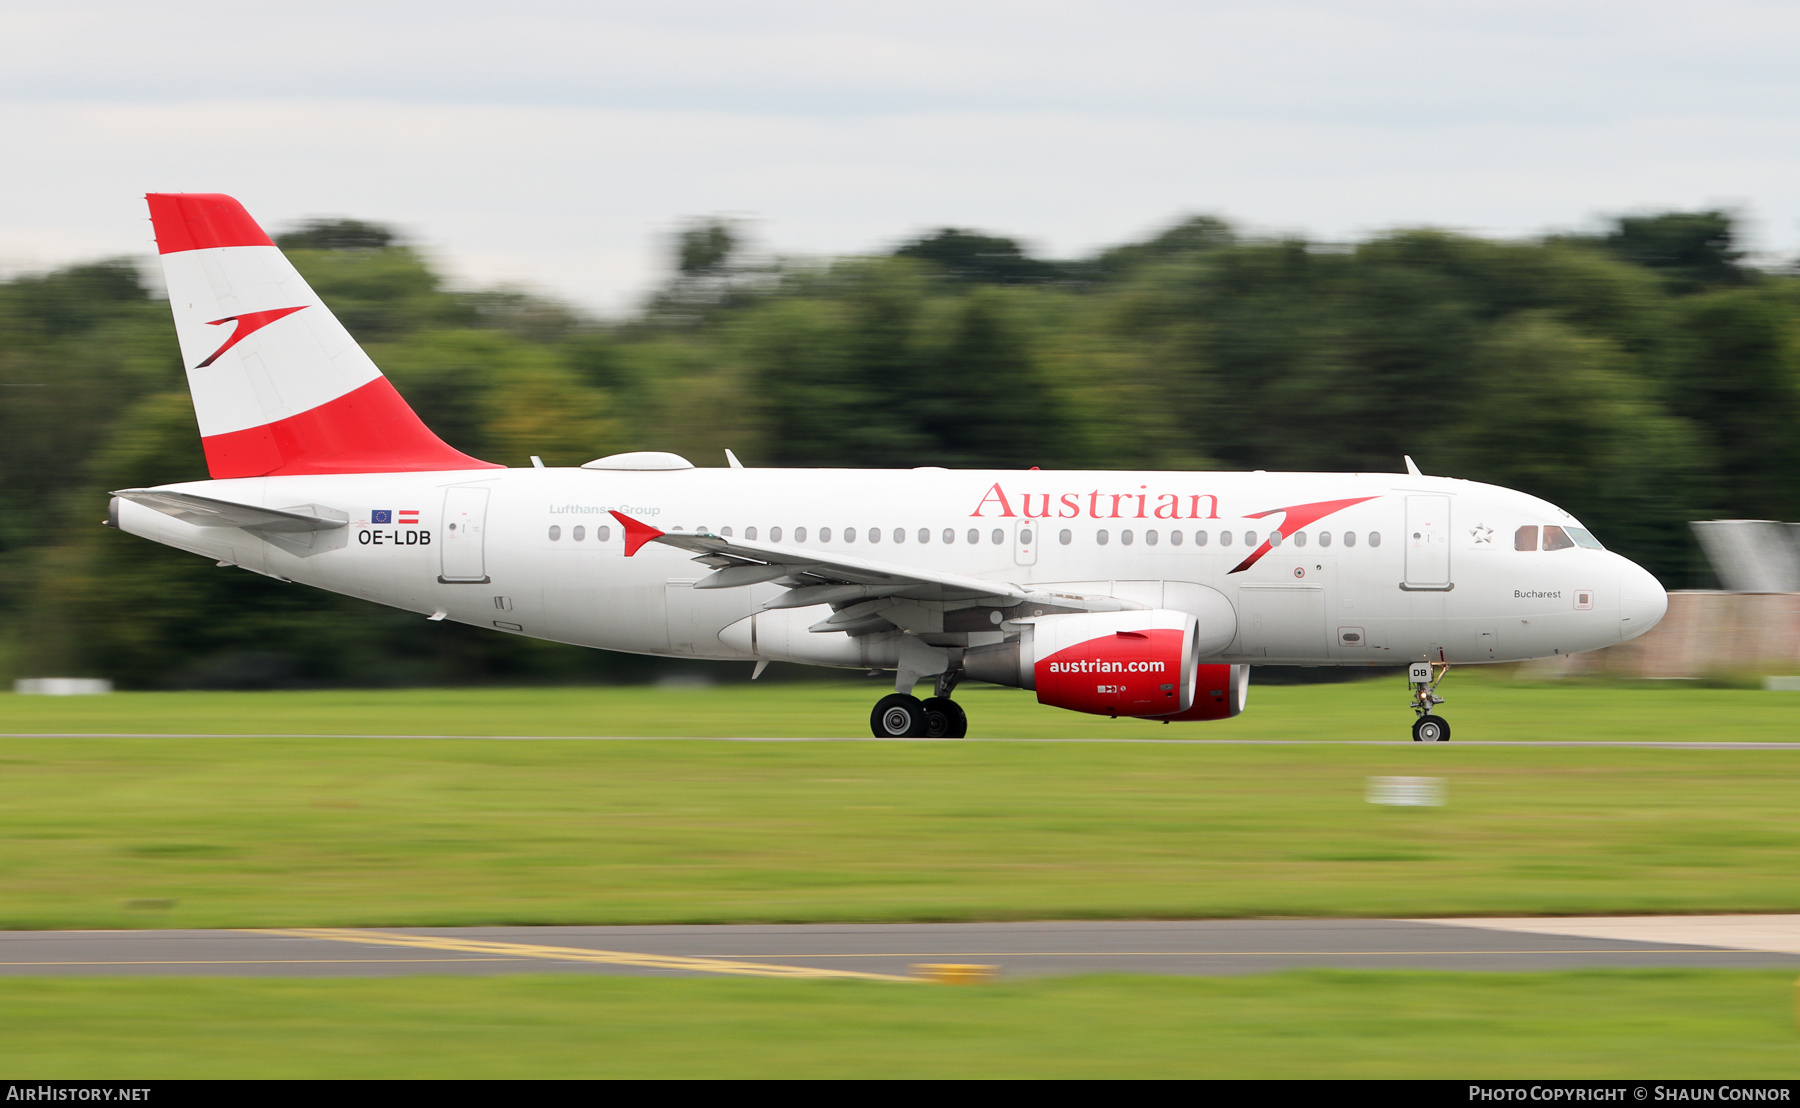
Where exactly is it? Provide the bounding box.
[251,929,917,982]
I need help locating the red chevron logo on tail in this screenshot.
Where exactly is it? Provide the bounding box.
[194,305,308,369]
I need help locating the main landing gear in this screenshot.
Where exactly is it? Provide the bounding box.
[870,672,968,738]
[1408,660,1451,742]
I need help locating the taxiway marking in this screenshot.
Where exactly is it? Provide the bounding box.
[254,928,917,982]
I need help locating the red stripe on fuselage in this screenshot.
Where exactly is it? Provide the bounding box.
[147,193,277,254]
[199,377,501,478]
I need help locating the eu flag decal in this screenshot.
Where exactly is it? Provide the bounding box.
[371,510,392,524]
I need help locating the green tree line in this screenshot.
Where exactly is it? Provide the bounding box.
[1,211,1794,687]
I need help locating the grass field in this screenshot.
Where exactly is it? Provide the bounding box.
[2,971,1795,1078]
[1,682,1798,928]
[5,671,1800,740]
[4,680,1799,1079]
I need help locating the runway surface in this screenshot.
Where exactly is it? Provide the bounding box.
[6,733,1800,749]
[4,917,1798,980]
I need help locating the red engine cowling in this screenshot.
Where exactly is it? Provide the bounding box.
[1029,610,1199,717]
[1150,663,1250,721]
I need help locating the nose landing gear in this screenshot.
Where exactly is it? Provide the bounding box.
[1408,660,1451,742]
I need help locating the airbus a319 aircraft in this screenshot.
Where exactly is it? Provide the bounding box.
[110,194,1669,740]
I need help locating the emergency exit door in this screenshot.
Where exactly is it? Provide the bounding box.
[439,486,491,583]
[1014,517,1039,566]
[1403,494,1452,590]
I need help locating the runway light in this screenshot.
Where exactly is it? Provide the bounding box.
[1366,776,1446,807]
[912,963,997,985]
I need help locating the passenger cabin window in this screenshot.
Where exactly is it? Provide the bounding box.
[745,526,758,541]
[918,528,930,544]
[1219,531,1232,547]
[844,527,856,543]
[820,527,831,542]
[1542,525,1575,551]
[1343,531,1356,548]
[1319,531,1331,548]
[1195,531,1208,546]
[1369,532,1380,547]
[893,528,905,544]
[1268,532,1281,547]
[1145,530,1158,546]
[1244,531,1256,547]
[968,529,980,544]
[991,529,1004,545]
[794,527,807,543]
[943,528,955,544]
[1293,531,1307,548]
[1121,530,1134,546]
[548,525,561,541]
[770,526,783,543]
[1059,529,1072,545]
[720,526,732,538]
[597,525,611,542]
[1516,526,1538,551]
[868,528,880,543]
[1096,530,1109,545]
[572,525,585,541]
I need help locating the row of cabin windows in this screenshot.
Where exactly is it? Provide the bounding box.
[1090,529,1378,548]
[544,523,1379,549]
[1514,525,1604,552]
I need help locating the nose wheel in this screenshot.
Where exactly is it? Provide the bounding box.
[1408,660,1451,742]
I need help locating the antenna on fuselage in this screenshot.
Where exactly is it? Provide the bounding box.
[725,449,746,469]
[1404,455,1424,477]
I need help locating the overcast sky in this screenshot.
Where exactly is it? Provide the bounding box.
[3,1,1797,313]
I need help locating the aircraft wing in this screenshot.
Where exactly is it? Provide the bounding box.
[610,511,1140,635]
[112,489,348,534]
[612,511,1023,606]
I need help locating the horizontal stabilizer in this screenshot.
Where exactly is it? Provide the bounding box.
[112,489,347,534]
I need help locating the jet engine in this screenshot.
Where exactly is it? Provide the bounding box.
[962,609,1187,717]
[962,607,1250,721]
[1152,662,1250,721]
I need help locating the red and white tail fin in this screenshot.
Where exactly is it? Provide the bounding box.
[147,193,500,479]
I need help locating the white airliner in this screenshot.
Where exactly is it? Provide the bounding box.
[109,194,1669,741]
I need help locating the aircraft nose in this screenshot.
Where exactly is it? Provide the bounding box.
[1617,557,1668,643]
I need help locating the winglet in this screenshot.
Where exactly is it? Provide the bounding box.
[610,510,665,556]
[725,448,745,469]
[1404,455,1423,477]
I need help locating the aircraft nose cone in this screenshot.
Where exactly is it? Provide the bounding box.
[1618,558,1668,643]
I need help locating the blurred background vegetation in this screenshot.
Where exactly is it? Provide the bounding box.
[2,210,1795,688]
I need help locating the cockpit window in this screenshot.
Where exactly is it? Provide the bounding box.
[1542,525,1575,551]
[1515,525,1538,551]
[1567,527,1604,550]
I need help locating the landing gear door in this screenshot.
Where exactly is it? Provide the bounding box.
[439,486,491,584]
[1014,517,1039,567]
[1403,494,1452,590]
